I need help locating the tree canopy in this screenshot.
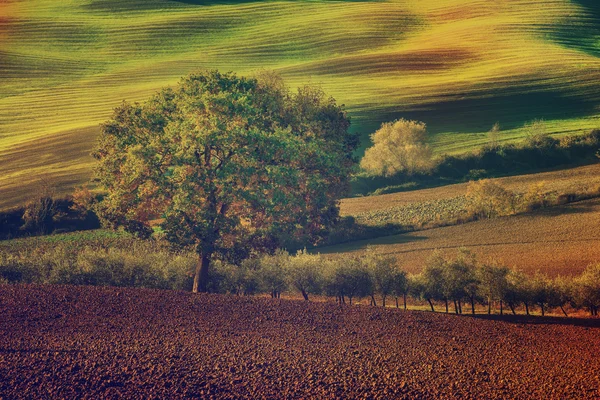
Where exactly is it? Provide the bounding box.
[360,118,433,177]
[93,70,358,292]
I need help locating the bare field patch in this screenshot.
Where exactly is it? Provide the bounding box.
[1,285,599,399]
[329,198,600,277]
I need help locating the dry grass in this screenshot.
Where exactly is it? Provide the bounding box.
[326,197,600,277]
[1,0,600,209]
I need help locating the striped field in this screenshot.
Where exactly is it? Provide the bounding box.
[1,0,600,209]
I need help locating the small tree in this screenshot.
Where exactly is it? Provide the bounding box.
[466,180,516,219]
[487,122,501,150]
[503,269,527,315]
[360,119,433,177]
[478,263,509,315]
[421,252,448,312]
[257,250,289,299]
[443,249,479,314]
[326,257,373,306]
[286,250,323,301]
[22,181,57,235]
[549,276,574,317]
[530,272,552,317]
[392,269,409,310]
[573,264,600,316]
[523,119,556,149]
[364,248,398,307]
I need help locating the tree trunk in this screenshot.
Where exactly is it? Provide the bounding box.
[560,306,568,317]
[540,304,545,317]
[371,295,377,307]
[471,296,475,315]
[488,297,491,315]
[525,303,530,316]
[301,289,309,301]
[427,298,435,312]
[509,303,516,315]
[349,296,353,306]
[454,300,459,314]
[192,251,211,293]
[500,300,503,315]
[458,301,462,314]
[445,299,449,314]
[382,295,386,308]
[395,297,399,308]
[403,294,407,311]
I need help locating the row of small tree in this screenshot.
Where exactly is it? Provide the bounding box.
[212,248,600,317]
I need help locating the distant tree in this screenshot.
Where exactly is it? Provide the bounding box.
[523,119,556,149]
[466,180,516,219]
[22,181,57,235]
[392,269,409,310]
[478,263,510,315]
[573,264,600,316]
[486,122,501,150]
[326,257,373,305]
[360,119,433,177]
[216,258,260,296]
[443,249,479,314]
[364,248,398,307]
[257,250,289,299]
[503,269,527,315]
[529,272,552,317]
[93,70,358,292]
[286,250,323,301]
[549,276,574,317]
[421,252,448,312]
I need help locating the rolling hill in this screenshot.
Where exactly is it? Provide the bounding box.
[1,0,600,209]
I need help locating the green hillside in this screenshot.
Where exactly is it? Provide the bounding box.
[1,0,600,209]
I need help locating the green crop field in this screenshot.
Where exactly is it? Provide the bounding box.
[1,0,600,210]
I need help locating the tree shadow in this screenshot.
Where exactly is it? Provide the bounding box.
[464,313,600,328]
[525,197,600,218]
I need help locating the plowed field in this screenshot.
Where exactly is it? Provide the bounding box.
[1,285,599,399]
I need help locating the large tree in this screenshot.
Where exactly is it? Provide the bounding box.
[93,70,358,292]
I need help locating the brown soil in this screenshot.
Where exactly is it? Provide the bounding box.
[1,285,599,399]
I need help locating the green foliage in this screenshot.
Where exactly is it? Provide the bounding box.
[573,263,600,316]
[256,250,289,298]
[477,263,510,314]
[286,250,324,301]
[324,256,373,305]
[92,70,358,292]
[0,242,194,290]
[364,247,399,307]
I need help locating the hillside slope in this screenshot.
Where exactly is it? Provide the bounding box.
[1,0,600,208]
[329,197,600,277]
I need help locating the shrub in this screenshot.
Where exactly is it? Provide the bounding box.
[466,180,516,219]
